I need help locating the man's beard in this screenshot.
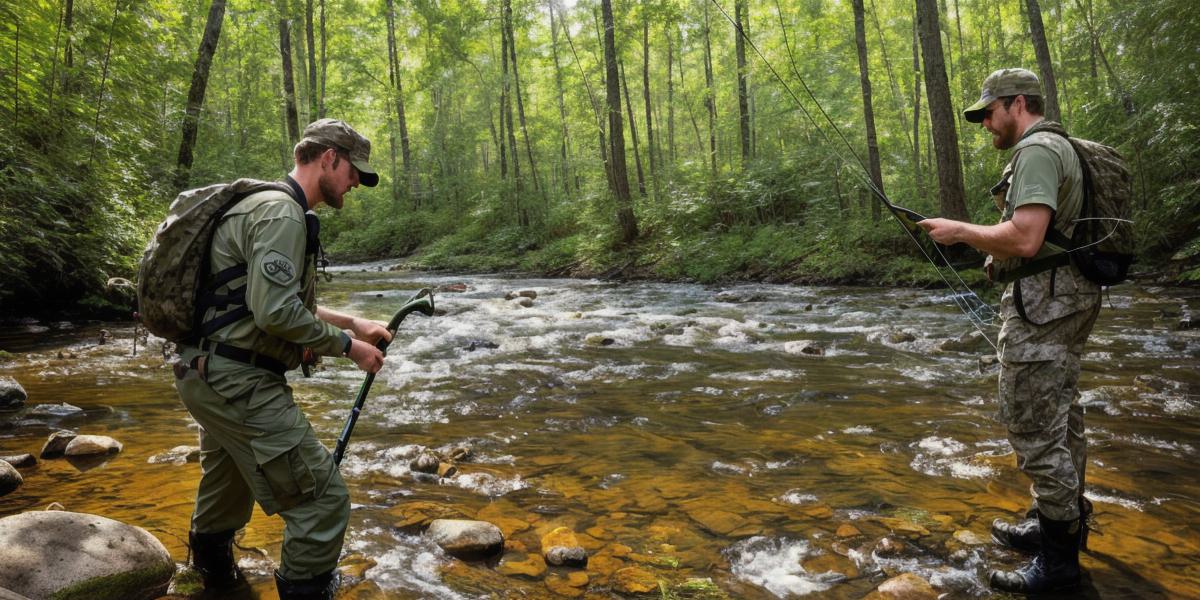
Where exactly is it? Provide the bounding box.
[319,174,343,209]
[992,119,1019,150]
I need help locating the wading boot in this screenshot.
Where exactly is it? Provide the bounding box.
[989,512,1083,594]
[991,496,1092,553]
[274,569,340,600]
[189,529,245,591]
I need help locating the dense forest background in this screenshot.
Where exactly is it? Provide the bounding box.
[0,0,1197,315]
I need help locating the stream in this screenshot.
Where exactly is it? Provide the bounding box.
[1,267,1198,598]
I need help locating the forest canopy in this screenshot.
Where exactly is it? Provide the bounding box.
[1,0,1197,315]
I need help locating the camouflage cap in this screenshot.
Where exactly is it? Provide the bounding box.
[299,118,379,187]
[964,68,1042,123]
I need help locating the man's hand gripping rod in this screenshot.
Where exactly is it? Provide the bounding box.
[333,288,436,465]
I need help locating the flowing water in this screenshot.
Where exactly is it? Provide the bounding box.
[1,267,1198,599]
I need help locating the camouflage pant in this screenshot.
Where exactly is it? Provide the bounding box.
[997,277,1100,521]
[175,349,350,580]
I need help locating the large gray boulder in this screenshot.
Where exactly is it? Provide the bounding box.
[426,519,504,560]
[0,511,173,600]
[0,461,21,497]
[0,378,26,410]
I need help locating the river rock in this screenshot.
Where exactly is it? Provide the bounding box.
[426,519,504,560]
[147,446,200,465]
[64,435,123,457]
[0,586,32,600]
[0,461,21,497]
[871,572,937,599]
[585,334,616,346]
[0,510,173,600]
[886,330,917,344]
[510,296,535,308]
[40,430,77,459]
[27,403,83,418]
[0,378,27,409]
[0,454,35,469]
[541,527,588,567]
[410,452,440,474]
[715,291,768,303]
[465,340,499,352]
[613,566,658,594]
[439,283,469,293]
[938,331,989,353]
[505,290,538,300]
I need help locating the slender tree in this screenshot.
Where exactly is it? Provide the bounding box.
[702,1,718,176]
[385,0,413,199]
[641,12,657,191]
[734,0,751,167]
[548,0,572,194]
[666,26,676,164]
[852,0,884,220]
[318,0,326,117]
[277,1,300,144]
[916,0,968,221]
[174,0,227,190]
[602,0,638,243]
[1024,0,1061,122]
[912,18,924,202]
[620,60,647,197]
[305,0,317,120]
[505,0,541,196]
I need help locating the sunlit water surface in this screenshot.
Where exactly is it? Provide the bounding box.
[1,267,1197,599]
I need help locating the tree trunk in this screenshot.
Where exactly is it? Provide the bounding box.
[89,0,123,167]
[734,0,751,168]
[504,0,540,198]
[318,0,326,117]
[174,0,226,190]
[912,18,924,202]
[1072,0,1133,114]
[852,0,884,221]
[386,0,413,198]
[641,14,657,192]
[1024,0,1061,122]
[915,0,968,221]
[702,2,717,177]
[549,0,572,194]
[305,0,317,120]
[602,0,638,243]
[666,26,676,165]
[498,22,508,180]
[620,60,647,197]
[277,4,300,145]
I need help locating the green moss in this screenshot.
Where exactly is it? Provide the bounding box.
[50,562,175,600]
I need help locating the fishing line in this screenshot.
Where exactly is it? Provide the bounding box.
[709,0,999,347]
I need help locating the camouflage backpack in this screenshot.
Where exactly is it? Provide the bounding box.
[1003,121,1135,286]
[136,179,295,342]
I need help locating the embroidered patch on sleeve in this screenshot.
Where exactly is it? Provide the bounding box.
[261,250,298,286]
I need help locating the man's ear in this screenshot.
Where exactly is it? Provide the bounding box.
[321,147,338,168]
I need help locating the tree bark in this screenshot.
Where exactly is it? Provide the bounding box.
[386,0,413,198]
[175,0,226,190]
[735,0,751,167]
[549,0,572,194]
[504,0,541,197]
[602,0,638,243]
[912,18,924,202]
[306,0,317,120]
[641,14,657,191]
[277,4,300,145]
[915,0,968,221]
[1024,0,1061,122]
[702,2,718,177]
[852,0,884,221]
[620,60,647,197]
[318,0,326,117]
[666,26,676,165]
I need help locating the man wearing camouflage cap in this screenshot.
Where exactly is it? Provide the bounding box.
[918,69,1100,593]
[176,119,388,599]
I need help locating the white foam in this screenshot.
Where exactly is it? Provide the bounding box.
[776,490,819,505]
[725,536,839,596]
[841,426,874,435]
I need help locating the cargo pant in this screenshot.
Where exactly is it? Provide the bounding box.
[175,348,350,580]
[997,267,1100,522]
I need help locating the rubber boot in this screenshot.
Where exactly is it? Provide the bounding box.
[274,569,340,600]
[991,496,1092,553]
[989,512,1083,593]
[189,529,244,590]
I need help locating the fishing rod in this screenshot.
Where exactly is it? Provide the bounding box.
[709,0,998,349]
[333,288,436,465]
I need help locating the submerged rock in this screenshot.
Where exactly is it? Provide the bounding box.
[464,340,499,352]
[871,572,937,599]
[64,435,122,457]
[39,430,77,459]
[0,378,27,409]
[0,461,22,497]
[426,519,504,560]
[0,454,35,468]
[147,446,200,465]
[541,527,588,567]
[613,566,658,594]
[27,403,84,418]
[510,297,535,308]
[0,510,173,600]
